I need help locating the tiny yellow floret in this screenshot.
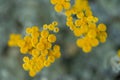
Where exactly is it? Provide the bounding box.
[98,23,107,31]
[48,34,56,43]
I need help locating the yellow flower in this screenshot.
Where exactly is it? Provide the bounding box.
[98,23,107,31]
[17,40,26,48]
[41,30,49,38]
[36,42,45,50]
[54,27,59,33]
[48,34,56,43]
[24,36,31,42]
[44,60,51,67]
[53,45,60,51]
[45,42,52,49]
[54,51,61,58]
[40,37,48,43]
[43,24,48,30]
[48,24,55,31]
[52,21,58,26]
[23,56,29,62]
[48,50,54,56]
[63,2,71,9]
[31,26,39,32]
[76,38,84,48]
[76,12,84,19]
[26,27,32,34]
[22,63,29,71]
[87,30,97,38]
[54,4,63,12]
[31,37,38,46]
[99,36,106,43]
[66,21,74,27]
[82,46,92,53]
[20,47,28,54]
[88,23,96,29]
[65,10,72,17]
[75,20,82,26]
[31,31,39,38]
[73,28,83,37]
[80,25,88,33]
[41,50,48,56]
[51,0,71,12]
[48,56,55,63]
[31,49,40,57]
[29,70,36,77]
[50,0,58,4]
[90,38,99,47]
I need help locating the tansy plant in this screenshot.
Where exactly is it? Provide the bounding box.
[8,0,107,77]
[51,0,107,53]
[8,21,61,77]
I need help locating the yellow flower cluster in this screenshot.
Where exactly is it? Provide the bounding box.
[8,34,22,47]
[66,0,107,53]
[8,21,61,77]
[50,0,71,12]
[50,0,107,53]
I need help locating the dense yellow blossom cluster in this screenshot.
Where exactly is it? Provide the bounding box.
[50,0,71,12]
[8,21,61,77]
[51,0,107,53]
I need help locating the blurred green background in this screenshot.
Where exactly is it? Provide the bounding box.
[0,0,120,80]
